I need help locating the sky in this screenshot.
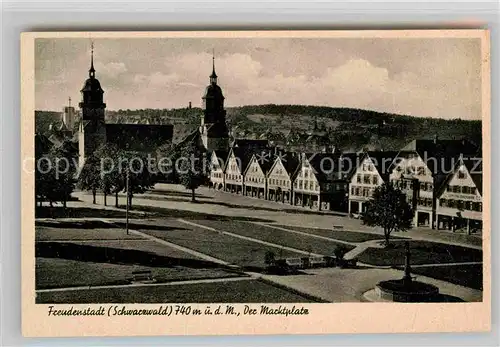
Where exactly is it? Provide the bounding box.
[35,37,482,120]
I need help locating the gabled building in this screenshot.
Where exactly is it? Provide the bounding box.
[224,147,254,194]
[266,151,300,204]
[292,152,348,211]
[436,157,483,234]
[348,151,399,216]
[208,149,229,190]
[389,138,478,228]
[243,151,273,199]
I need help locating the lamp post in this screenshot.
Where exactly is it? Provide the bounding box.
[126,166,129,235]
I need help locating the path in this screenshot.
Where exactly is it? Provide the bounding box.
[177,219,323,257]
[254,222,356,246]
[72,185,482,250]
[36,276,253,293]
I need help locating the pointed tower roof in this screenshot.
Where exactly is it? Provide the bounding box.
[89,40,95,78]
[210,51,217,79]
[81,41,103,93]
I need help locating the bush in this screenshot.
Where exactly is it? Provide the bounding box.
[333,245,349,260]
[264,251,276,266]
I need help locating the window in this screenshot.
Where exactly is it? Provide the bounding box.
[363,175,371,184]
[372,176,378,185]
[458,170,466,179]
[417,167,425,175]
[357,174,362,183]
[470,187,477,195]
[462,186,469,194]
[351,187,355,195]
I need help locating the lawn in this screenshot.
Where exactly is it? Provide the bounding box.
[356,240,483,266]
[36,257,235,289]
[36,279,317,303]
[274,224,406,243]
[35,206,144,219]
[196,220,355,256]
[134,219,303,269]
[36,225,143,241]
[408,264,483,290]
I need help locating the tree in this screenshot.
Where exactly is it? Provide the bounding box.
[35,140,77,209]
[176,143,209,202]
[77,154,101,204]
[120,150,157,208]
[94,143,122,206]
[361,182,413,246]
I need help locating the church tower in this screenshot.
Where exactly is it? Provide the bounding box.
[200,54,229,151]
[78,42,107,167]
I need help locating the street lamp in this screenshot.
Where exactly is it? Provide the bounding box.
[126,166,129,235]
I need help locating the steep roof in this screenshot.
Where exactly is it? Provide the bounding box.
[210,149,230,172]
[266,149,300,179]
[437,157,483,196]
[394,139,479,189]
[340,152,362,181]
[172,123,198,144]
[105,123,173,151]
[35,133,53,156]
[228,146,261,174]
[364,151,400,180]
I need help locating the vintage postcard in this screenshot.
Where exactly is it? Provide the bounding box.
[21,30,490,337]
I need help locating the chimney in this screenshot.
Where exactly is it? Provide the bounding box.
[188,101,192,109]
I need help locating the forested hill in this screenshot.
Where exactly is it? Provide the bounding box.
[225,104,482,151]
[35,104,482,151]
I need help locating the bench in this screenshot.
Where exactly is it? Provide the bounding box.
[309,256,327,268]
[285,258,303,269]
[132,270,153,282]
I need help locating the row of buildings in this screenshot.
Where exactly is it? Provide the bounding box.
[207,138,482,235]
[47,45,482,236]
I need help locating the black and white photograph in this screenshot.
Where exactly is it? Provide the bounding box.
[30,31,487,309]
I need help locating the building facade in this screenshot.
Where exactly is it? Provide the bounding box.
[348,151,398,216]
[389,139,478,229]
[436,158,483,234]
[266,152,298,204]
[224,148,245,194]
[243,153,270,199]
[208,150,228,190]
